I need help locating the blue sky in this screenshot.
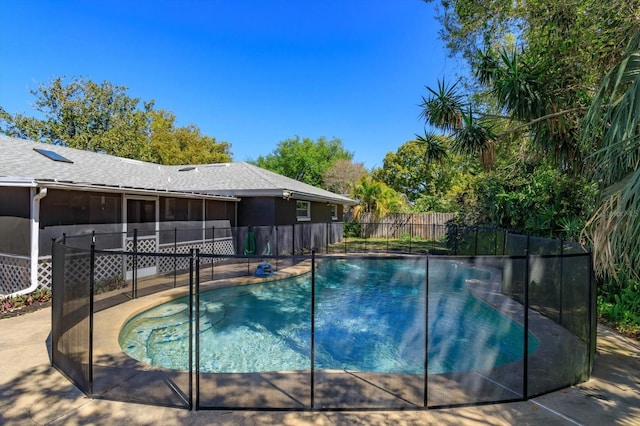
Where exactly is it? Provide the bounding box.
[0,0,459,169]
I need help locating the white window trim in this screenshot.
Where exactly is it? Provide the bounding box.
[329,204,338,220]
[296,200,311,221]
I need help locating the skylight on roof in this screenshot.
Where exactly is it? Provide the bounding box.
[179,166,197,172]
[33,148,73,163]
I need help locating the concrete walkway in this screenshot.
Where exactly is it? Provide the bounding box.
[1,307,639,425]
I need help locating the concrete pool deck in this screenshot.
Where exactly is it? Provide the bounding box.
[2,310,639,424]
[2,258,640,425]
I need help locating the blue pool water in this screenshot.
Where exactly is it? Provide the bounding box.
[119,257,539,374]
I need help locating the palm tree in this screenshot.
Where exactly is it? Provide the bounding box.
[420,79,496,169]
[415,130,448,164]
[351,176,405,221]
[583,31,640,281]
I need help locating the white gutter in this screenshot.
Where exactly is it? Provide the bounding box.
[7,187,48,298]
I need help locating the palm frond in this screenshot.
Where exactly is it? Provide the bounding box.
[415,130,448,163]
[419,79,465,131]
[583,32,640,280]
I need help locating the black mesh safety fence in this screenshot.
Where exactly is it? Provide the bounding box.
[338,224,523,256]
[526,253,593,397]
[51,242,92,394]
[50,226,595,411]
[196,252,312,409]
[89,250,193,409]
[311,255,427,410]
[427,256,525,407]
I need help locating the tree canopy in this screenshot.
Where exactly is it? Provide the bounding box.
[420,0,640,284]
[0,76,232,164]
[149,110,231,165]
[253,136,353,188]
[424,0,638,171]
[322,158,368,195]
[373,136,447,201]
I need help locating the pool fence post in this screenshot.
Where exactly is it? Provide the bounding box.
[588,251,596,377]
[364,222,367,252]
[344,227,347,254]
[409,221,413,254]
[174,228,178,288]
[133,228,138,299]
[432,223,435,252]
[325,222,328,254]
[275,225,279,270]
[559,238,564,325]
[523,237,530,399]
[194,248,200,410]
[310,248,316,409]
[502,230,507,255]
[211,226,215,280]
[474,227,479,255]
[386,222,389,253]
[188,248,195,410]
[423,254,429,408]
[454,225,458,255]
[89,239,95,396]
[246,225,251,275]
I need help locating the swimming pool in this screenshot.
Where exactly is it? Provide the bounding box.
[119,257,539,374]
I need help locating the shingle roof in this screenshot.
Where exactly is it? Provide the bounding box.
[0,135,355,204]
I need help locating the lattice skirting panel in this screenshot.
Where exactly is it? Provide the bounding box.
[38,258,52,290]
[36,253,124,295]
[95,252,125,281]
[158,238,236,273]
[126,237,158,271]
[5,238,236,296]
[0,255,31,295]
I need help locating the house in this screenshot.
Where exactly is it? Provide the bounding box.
[0,135,355,298]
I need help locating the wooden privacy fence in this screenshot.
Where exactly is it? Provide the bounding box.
[352,213,455,240]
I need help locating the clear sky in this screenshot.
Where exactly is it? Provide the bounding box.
[0,0,459,169]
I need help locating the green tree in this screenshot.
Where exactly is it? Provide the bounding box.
[419,80,497,170]
[373,135,449,202]
[419,0,640,239]
[350,175,405,220]
[0,76,231,164]
[149,110,231,164]
[0,77,154,160]
[253,136,352,187]
[424,0,638,171]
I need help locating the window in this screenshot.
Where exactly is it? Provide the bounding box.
[164,198,176,219]
[329,204,338,220]
[296,201,311,221]
[127,199,156,223]
[161,198,202,221]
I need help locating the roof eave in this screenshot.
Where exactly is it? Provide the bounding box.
[33,180,240,201]
[199,188,356,205]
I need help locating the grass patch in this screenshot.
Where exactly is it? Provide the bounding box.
[328,238,450,254]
